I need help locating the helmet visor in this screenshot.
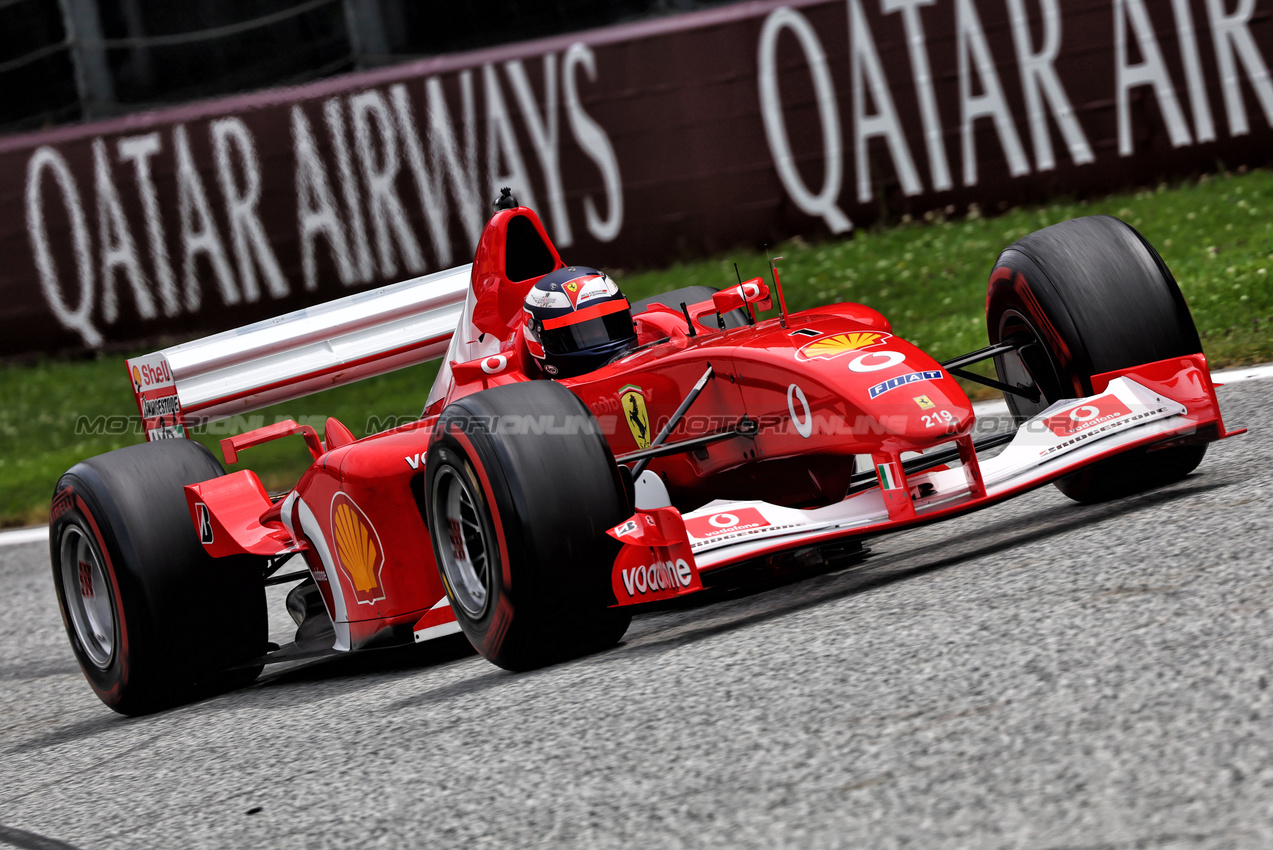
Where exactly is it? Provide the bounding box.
[540,310,634,355]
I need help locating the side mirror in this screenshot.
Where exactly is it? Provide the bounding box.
[712,278,773,315]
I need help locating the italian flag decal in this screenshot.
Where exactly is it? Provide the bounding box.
[877,462,900,490]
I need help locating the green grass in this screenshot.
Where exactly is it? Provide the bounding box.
[4,168,1273,527]
[620,168,1273,365]
[0,356,443,527]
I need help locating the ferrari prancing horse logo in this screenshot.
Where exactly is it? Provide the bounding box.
[619,385,651,449]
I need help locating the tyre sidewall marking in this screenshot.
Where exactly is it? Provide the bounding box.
[437,424,514,657]
[993,266,1087,398]
[446,424,512,587]
[429,451,492,622]
[428,454,458,611]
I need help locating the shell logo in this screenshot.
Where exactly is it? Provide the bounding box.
[331,494,386,605]
[797,331,890,360]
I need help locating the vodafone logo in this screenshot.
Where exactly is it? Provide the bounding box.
[848,350,905,373]
[1045,395,1132,437]
[787,383,812,438]
[684,507,771,540]
[619,558,694,598]
[481,354,508,375]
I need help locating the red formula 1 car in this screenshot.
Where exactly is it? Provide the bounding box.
[50,199,1242,714]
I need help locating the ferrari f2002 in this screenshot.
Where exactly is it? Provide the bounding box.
[50,196,1241,714]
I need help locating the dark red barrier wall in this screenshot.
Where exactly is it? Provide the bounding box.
[3,0,1271,355]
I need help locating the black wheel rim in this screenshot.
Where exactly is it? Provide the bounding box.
[994,310,1067,422]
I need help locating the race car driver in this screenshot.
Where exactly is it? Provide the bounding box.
[521,266,638,378]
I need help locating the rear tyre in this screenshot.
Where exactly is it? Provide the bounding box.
[425,380,631,671]
[50,440,267,715]
[986,215,1206,503]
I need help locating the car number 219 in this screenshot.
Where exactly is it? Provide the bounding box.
[922,410,957,428]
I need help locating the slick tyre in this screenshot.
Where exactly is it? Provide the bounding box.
[986,215,1206,504]
[50,439,267,715]
[425,380,632,671]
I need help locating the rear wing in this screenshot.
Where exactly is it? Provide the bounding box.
[126,265,470,439]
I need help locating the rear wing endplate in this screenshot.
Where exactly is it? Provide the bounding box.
[126,265,470,438]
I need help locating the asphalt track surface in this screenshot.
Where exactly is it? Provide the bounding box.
[2,378,1271,849]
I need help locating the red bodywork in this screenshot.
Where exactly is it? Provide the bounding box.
[185,206,1241,652]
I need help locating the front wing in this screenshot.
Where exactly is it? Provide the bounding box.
[608,354,1242,604]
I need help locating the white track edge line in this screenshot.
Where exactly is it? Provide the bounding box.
[0,526,48,547]
[1211,363,1273,383]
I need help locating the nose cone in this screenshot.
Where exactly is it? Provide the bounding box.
[725,315,978,452]
[860,373,976,446]
[832,340,976,449]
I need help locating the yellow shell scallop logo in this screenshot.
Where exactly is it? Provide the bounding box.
[797,331,890,360]
[331,495,385,605]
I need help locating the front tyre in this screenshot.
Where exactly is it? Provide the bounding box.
[987,215,1206,503]
[425,381,631,671]
[50,440,266,715]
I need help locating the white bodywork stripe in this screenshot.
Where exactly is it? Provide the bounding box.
[291,496,352,651]
[414,621,463,643]
[634,470,673,509]
[413,595,461,643]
